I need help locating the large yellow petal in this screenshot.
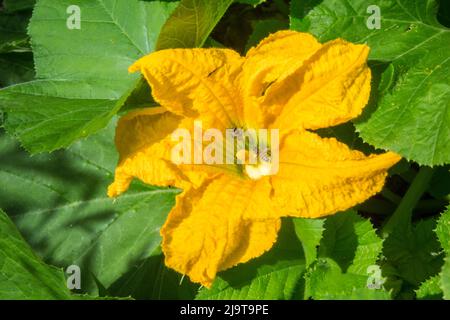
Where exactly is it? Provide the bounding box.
[161,175,281,287]
[129,48,245,129]
[271,130,401,218]
[267,39,371,132]
[108,108,204,197]
[241,30,322,127]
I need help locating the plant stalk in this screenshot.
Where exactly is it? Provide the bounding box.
[381,166,434,237]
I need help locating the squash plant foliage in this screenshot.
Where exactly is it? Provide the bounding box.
[0,0,449,300]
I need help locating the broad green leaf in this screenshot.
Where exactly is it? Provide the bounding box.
[0,53,35,87]
[416,276,442,300]
[197,259,306,300]
[245,19,288,52]
[196,220,306,300]
[291,0,450,63]
[1,80,123,153]
[0,121,179,295]
[0,209,71,299]
[3,0,36,12]
[436,207,450,300]
[30,0,175,85]
[156,0,234,49]
[442,256,450,300]
[388,208,449,299]
[356,49,450,165]
[318,211,383,275]
[436,206,450,253]
[306,259,390,300]
[109,249,199,300]
[303,211,388,299]
[291,0,450,165]
[384,219,443,286]
[0,0,177,153]
[293,218,324,266]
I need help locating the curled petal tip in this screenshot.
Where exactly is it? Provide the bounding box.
[128,62,140,73]
[381,151,403,166]
[107,174,133,198]
[107,183,120,198]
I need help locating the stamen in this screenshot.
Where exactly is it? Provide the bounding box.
[236,149,258,164]
[231,128,274,180]
[259,147,271,162]
[231,128,244,138]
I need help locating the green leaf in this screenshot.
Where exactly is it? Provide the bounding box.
[436,207,450,300]
[196,220,306,300]
[416,276,442,300]
[318,211,383,275]
[442,256,450,300]
[0,121,179,295]
[384,219,443,286]
[109,249,199,300]
[356,49,450,165]
[307,259,390,300]
[394,207,449,299]
[156,0,234,49]
[293,218,324,266]
[436,206,450,253]
[304,211,388,299]
[1,80,124,153]
[30,0,175,83]
[291,0,450,63]
[290,0,450,165]
[0,208,72,299]
[0,0,177,153]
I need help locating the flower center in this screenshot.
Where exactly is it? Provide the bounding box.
[235,147,273,180]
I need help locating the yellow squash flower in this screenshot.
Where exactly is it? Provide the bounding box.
[108,31,401,288]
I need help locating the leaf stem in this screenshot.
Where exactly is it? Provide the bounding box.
[381,166,434,237]
[381,188,402,204]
